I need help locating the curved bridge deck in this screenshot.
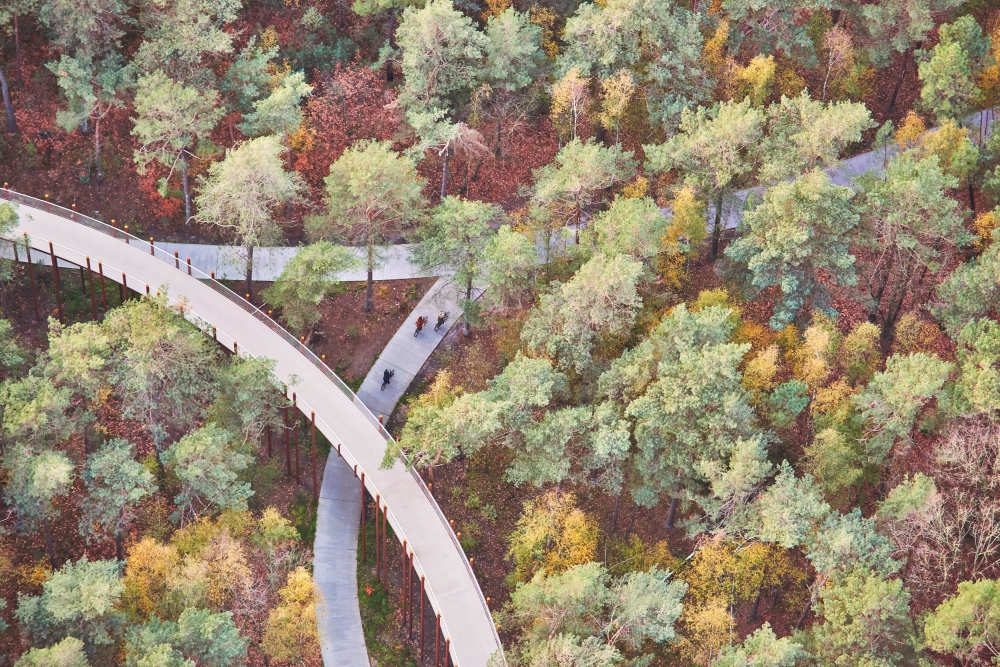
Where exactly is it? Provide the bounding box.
[3,191,502,667]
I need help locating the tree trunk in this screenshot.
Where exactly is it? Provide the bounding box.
[888,45,918,113]
[611,492,620,534]
[115,530,124,562]
[710,192,723,261]
[0,66,18,136]
[94,113,103,185]
[384,9,396,82]
[245,244,254,301]
[14,15,23,86]
[463,278,472,337]
[182,159,192,223]
[494,118,502,158]
[666,497,679,529]
[749,586,764,622]
[440,148,449,200]
[795,593,815,630]
[969,182,976,213]
[623,504,639,539]
[364,244,374,312]
[43,516,56,569]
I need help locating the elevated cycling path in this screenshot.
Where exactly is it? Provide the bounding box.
[1,190,502,667]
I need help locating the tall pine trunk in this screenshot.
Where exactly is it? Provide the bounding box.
[384,9,396,82]
[888,45,919,113]
[94,112,103,185]
[364,243,374,312]
[0,66,18,136]
[182,159,192,223]
[440,148,449,200]
[463,277,472,337]
[245,244,254,301]
[43,516,56,569]
[710,192,723,260]
[14,15,23,86]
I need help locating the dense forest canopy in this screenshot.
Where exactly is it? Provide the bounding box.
[2,0,1000,665]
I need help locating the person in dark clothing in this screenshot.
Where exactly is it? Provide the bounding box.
[381,368,395,390]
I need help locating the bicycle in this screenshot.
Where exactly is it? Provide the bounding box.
[434,311,451,332]
[381,369,395,391]
[414,316,428,337]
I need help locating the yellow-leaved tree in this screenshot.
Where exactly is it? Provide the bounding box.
[507,491,598,583]
[262,567,322,665]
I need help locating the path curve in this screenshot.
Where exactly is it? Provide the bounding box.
[2,191,503,667]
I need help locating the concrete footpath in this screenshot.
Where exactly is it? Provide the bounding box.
[356,279,482,421]
[314,454,368,667]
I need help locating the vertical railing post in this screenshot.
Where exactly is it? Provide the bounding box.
[85,257,97,321]
[382,504,388,587]
[408,551,415,637]
[174,250,179,268]
[360,472,367,562]
[435,614,441,667]
[97,261,107,311]
[48,242,63,324]
[401,539,408,623]
[149,237,154,255]
[23,233,39,322]
[187,257,191,275]
[292,392,300,482]
[311,411,318,505]
[120,272,126,304]
[444,639,450,667]
[420,576,426,662]
[375,493,381,581]
[284,405,291,478]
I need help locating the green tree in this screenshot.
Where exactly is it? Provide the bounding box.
[720,0,825,61]
[712,623,804,667]
[0,0,40,86]
[133,0,240,83]
[505,561,686,665]
[598,303,756,509]
[854,352,954,463]
[588,196,669,265]
[955,318,1000,415]
[0,319,27,379]
[47,53,131,184]
[932,233,1000,337]
[125,607,246,667]
[726,169,859,330]
[44,320,110,401]
[481,225,540,310]
[395,0,488,126]
[857,0,964,69]
[918,15,992,122]
[521,253,644,373]
[478,7,545,155]
[807,569,917,667]
[924,579,1000,666]
[307,140,426,312]
[80,439,157,561]
[211,356,286,447]
[560,0,710,132]
[14,637,90,667]
[104,297,217,447]
[160,423,252,525]
[4,448,74,567]
[0,375,74,448]
[239,71,313,138]
[39,0,126,61]
[262,242,360,334]
[15,557,123,654]
[858,152,971,337]
[645,99,764,259]
[532,139,636,244]
[195,135,305,299]
[413,196,501,336]
[219,37,276,123]
[132,70,225,223]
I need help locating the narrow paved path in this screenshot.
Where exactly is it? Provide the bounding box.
[4,196,503,667]
[315,454,367,667]
[357,279,482,421]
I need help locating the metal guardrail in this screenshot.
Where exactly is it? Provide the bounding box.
[0,188,504,667]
